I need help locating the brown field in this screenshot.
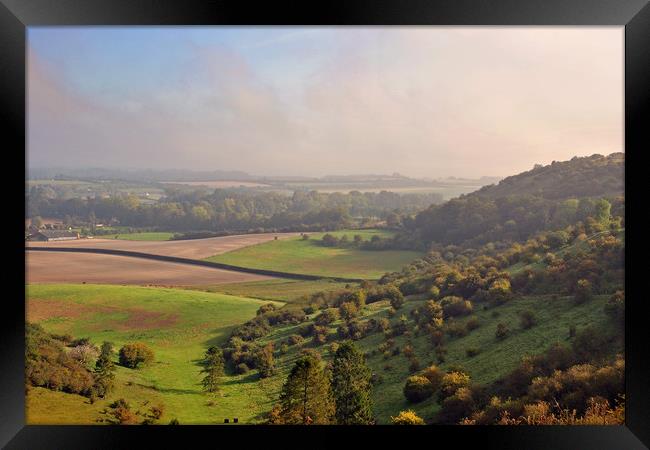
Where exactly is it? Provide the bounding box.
[162,180,271,188]
[27,297,179,331]
[26,232,300,259]
[26,251,271,285]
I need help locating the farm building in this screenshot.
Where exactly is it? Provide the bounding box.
[30,230,80,242]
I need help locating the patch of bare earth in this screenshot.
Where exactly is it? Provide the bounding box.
[27,298,179,331]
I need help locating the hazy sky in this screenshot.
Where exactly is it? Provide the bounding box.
[27,27,623,178]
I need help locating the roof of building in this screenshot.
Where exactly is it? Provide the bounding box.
[36,230,79,239]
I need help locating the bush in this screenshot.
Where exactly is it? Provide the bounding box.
[403,376,434,403]
[391,410,425,425]
[440,296,473,318]
[519,310,537,330]
[409,358,421,373]
[287,334,305,346]
[574,279,593,305]
[235,363,250,374]
[421,365,444,391]
[466,347,481,358]
[438,387,475,424]
[119,343,154,369]
[604,291,624,324]
[439,371,471,401]
[466,317,480,331]
[495,323,510,340]
[315,308,339,325]
[445,321,468,338]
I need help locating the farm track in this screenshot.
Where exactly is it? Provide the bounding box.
[26,247,365,283]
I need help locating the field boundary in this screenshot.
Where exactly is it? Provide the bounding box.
[26,247,365,283]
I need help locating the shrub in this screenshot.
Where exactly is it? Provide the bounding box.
[390,295,405,310]
[466,347,481,358]
[403,376,434,403]
[150,404,164,420]
[235,363,250,374]
[257,303,277,315]
[604,291,624,324]
[439,371,471,401]
[466,317,480,331]
[440,296,473,318]
[438,387,475,424]
[519,310,537,330]
[445,321,468,338]
[287,334,305,346]
[495,323,510,340]
[421,365,444,391]
[409,358,421,373]
[391,410,425,425]
[574,279,593,305]
[119,343,154,369]
[315,308,339,326]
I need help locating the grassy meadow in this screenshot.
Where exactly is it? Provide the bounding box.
[205,229,422,280]
[26,283,619,424]
[184,279,356,304]
[26,284,283,424]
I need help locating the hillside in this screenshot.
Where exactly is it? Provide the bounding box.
[407,153,624,247]
[473,153,623,200]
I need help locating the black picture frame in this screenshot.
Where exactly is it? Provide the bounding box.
[2,0,648,448]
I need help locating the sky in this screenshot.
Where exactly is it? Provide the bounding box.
[27,27,623,179]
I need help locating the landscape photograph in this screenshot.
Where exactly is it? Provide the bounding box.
[25,26,625,426]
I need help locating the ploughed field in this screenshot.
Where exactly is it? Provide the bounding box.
[26,232,301,259]
[206,230,423,280]
[26,251,271,285]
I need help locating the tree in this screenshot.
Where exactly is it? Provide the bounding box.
[277,355,335,424]
[574,279,593,305]
[339,302,359,322]
[256,343,276,378]
[403,376,434,403]
[31,216,43,229]
[201,347,225,393]
[118,343,154,369]
[93,342,116,398]
[331,342,374,424]
[391,410,425,425]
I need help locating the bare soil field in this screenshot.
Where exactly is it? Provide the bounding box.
[161,180,271,188]
[26,232,300,259]
[26,251,271,285]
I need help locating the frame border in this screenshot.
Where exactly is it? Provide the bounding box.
[2,0,648,448]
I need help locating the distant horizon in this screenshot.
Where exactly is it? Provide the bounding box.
[28,27,623,178]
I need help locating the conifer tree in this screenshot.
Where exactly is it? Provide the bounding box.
[278,355,334,424]
[94,341,116,397]
[201,347,225,394]
[331,342,375,424]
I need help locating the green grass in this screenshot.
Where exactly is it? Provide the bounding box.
[26,284,620,425]
[95,232,175,241]
[206,229,422,280]
[183,279,356,304]
[233,293,619,424]
[26,284,283,425]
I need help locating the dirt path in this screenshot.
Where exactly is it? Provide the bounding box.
[26,232,301,260]
[26,251,272,286]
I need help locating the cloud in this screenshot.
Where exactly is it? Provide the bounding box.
[28,27,623,178]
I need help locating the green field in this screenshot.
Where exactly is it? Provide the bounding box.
[25,283,619,425]
[185,279,356,304]
[205,229,422,280]
[26,284,283,425]
[96,232,175,241]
